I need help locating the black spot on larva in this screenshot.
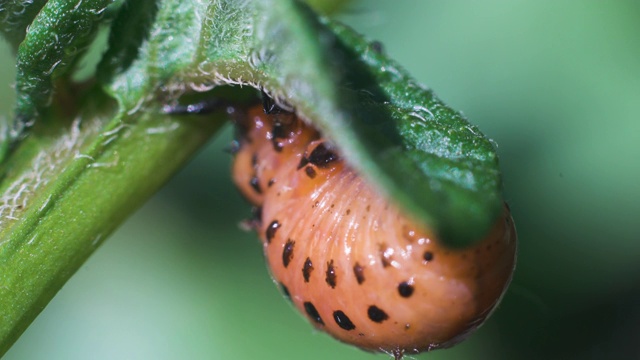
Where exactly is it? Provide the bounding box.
[249,176,261,194]
[333,310,355,330]
[305,166,317,179]
[272,140,283,152]
[303,257,314,282]
[271,123,286,153]
[304,302,324,325]
[367,305,389,323]
[346,209,351,215]
[251,152,258,167]
[268,178,275,187]
[272,122,286,139]
[353,263,365,284]
[423,251,434,262]
[266,220,280,244]
[398,282,414,298]
[297,156,309,170]
[280,282,290,300]
[308,143,339,168]
[326,260,337,288]
[283,239,295,268]
[380,245,393,268]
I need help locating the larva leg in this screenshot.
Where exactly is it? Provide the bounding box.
[161,99,227,115]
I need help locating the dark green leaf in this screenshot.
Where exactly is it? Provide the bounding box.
[0,0,49,49]
[324,20,503,246]
[148,0,503,245]
[13,0,115,140]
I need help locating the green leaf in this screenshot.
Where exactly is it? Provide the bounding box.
[0,0,49,49]
[89,0,502,245]
[150,0,503,245]
[325,21,504,246]
[12,0,116,140]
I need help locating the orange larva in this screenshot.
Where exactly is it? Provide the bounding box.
[232,103,517,357]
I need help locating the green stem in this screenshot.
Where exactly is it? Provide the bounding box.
[0,90,225,355]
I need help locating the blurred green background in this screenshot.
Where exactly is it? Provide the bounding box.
[2,1,639,359]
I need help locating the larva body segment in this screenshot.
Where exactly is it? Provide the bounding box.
[232,105,517,355]
[232,110,320,206]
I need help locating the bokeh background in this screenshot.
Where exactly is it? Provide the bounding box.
[2,1,639,359]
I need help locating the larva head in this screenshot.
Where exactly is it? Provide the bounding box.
[232,104,517,356]
[232,106,319,206]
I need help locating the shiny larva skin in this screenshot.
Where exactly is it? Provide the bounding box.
[232,105,517,355]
